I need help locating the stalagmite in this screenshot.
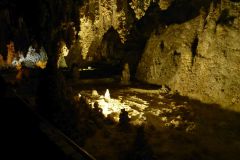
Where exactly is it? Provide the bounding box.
[6,41,15,65]
[0,54,4,67]
[121,63,130,85]
[104,89,111,101]
[57,41,69,68]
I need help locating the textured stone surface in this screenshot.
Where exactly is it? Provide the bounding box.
[78,0,134,60]
[129,0,154,19]
[137,1,240,109]
[77,0,164,61]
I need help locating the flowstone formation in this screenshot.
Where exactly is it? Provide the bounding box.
[137,0,240,109]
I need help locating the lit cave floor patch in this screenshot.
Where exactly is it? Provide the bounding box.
[77,87,195,131]
[73,84,240,160]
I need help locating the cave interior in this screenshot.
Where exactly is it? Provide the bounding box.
[1,0,240,160]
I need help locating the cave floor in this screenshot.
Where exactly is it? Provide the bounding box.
[70,80,240,160]
[3,70,240,160]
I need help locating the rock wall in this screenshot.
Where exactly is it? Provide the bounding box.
[137,0,240,109]
[78,0,134,60]
[77,0,163,62]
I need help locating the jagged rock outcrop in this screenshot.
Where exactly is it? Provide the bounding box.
[137,0,240,109]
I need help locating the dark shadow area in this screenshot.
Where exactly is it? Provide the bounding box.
[79,64,122,79]
[1,72,95,160]
[122,3,162,78]
[191,36,199,65]
[217,9,236,26]
[0,77,69,160]
[161,0,211,25]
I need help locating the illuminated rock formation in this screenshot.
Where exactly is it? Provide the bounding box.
[78,0,134,60]
[92,89,99,97]
[36,47,48,69]
[129,0,154,19]
[57,40,69,68]
[6,41,16,65]
[104,89,111,101]
[158,0,173,10]
[137,0,240,108]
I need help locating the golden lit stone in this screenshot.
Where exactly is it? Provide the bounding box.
[36,60,47,69]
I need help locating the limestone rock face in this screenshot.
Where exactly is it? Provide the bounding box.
[137,1,240,109]
[77,0,164,62]
[78,0,134,60]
